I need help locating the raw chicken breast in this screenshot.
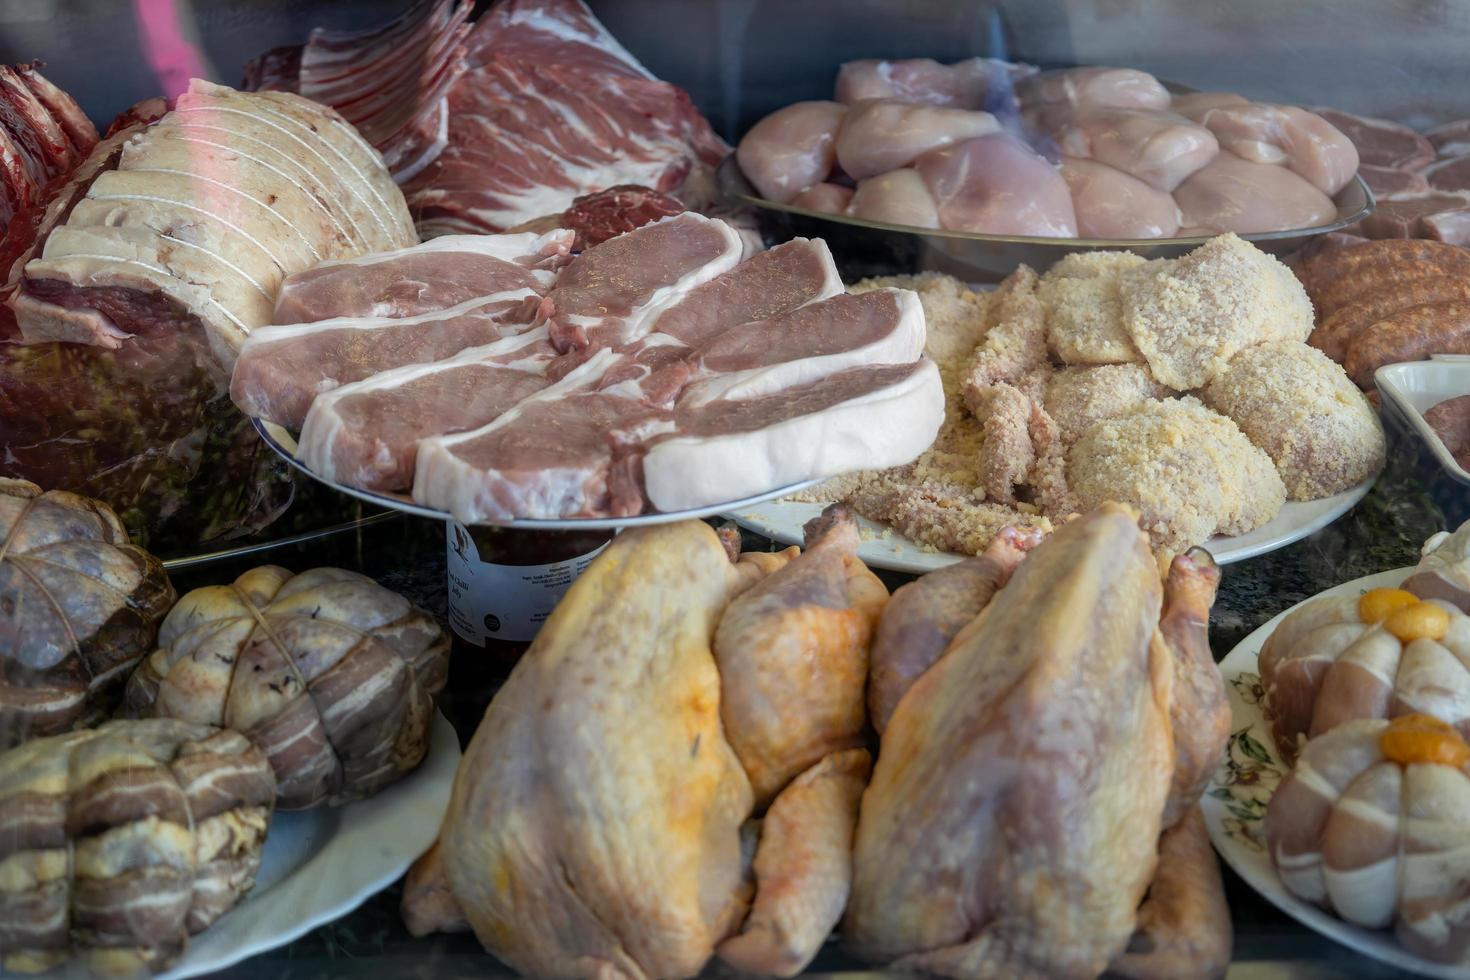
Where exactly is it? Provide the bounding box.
[1062,156,1182,238]
[1187,102,1358,195]
[834,57,1031,110]
[914,133,1077,236]
[1175,151,1337,233]
[737,101,847,203]
[1169,92,1250,117]
[834,100,999,180]
[1051,107,1218,192]
[790,182,853,214]
[848,169,940,229]
[1017,66,1171,111]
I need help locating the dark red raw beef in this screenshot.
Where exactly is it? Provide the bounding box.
[1314,107,1435,170]
[561,185,685,250]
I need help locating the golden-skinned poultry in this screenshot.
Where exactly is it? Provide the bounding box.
[402,507,887,979]
[845,503,1231,980]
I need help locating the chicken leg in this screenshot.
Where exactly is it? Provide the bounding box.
[1157,547,1230,828]
[714,506,887,806]
[867,524,1041,732]
[717,748,871,977]
[1110,807,1233,980]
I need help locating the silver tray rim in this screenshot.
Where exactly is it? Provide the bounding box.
[160,510,401,572]
[252,417,821,530]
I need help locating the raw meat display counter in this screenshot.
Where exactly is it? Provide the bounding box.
[1,1,1470,979]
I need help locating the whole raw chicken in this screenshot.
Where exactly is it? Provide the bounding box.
[402,507,887,978]
[846,503,1232,980]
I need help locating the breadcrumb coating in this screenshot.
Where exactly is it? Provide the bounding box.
[1201,340,1385,499]
[1121,233,1313,389]
[1039,268,1143,365]
[1045,364,1177,444]
[1067,396,1285,555]
[787,235,1367,562]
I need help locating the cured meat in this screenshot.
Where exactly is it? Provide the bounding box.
[402,0,728,236]
[243,0,472,183]
[12,80,416,364]
[233,293,544,428]
[273,229,573,323]
[536,211,744,353]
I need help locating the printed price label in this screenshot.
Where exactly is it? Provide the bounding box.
[445,522,608,644]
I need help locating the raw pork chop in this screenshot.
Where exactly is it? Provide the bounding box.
[679,289,926,407]
[296,328,553,491]
[413,350,669,521]
[536,212,742,353]
[232,292,541,427]
[273,229,574,322]
[643,359,944,512]
[567,237,845,402]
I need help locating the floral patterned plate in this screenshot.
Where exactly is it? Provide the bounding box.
[1203,566,1470,980]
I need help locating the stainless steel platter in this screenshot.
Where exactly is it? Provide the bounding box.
[253,418,820,530]
[716,155,1375,282]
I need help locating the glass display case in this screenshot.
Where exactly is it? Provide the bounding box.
[1,2,1468,978]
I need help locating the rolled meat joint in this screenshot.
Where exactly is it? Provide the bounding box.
[123,565,448,810]
[735,100,847,204]
[0,479,175,749]
[845,505,1232,979]
[403,507,887,979]
[1259,583,1470,763]
[0,62,99,227]
[1404,519,1470,614]
[0,719,275,976]
[1265,715,1470,963]
[11,79,416,366]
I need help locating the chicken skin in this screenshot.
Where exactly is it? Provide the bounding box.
[403,509,886,979]
[846,504,1232,980]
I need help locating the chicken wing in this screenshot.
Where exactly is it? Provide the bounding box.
[715,506,887,806]
[867,525,1042,732]
[716,749,871,978]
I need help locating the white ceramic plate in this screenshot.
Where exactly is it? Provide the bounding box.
[1201,568,1470,980]
[140,712,460,980]
[1377,357,1470,488]
[728,478,1375,575]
